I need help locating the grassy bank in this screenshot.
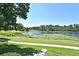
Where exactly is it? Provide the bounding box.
[0,42,79,56]
[0,31,79,47]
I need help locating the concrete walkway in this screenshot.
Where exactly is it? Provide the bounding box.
[8,41,79,50]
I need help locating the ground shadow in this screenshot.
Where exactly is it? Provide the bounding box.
[0,44,38,56]
[0,38,10,42]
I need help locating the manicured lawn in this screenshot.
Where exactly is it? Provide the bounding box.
[0,31,79,56]
[5,36,79,47]
[0,31,79,47]
[0,42,79,56]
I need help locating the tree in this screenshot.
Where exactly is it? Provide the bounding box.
[29,24,79,31]
[45,25,54,31]
[15,23,26,31]
[25,27,29,31]
[40,25,46,31]
[67,24,73,31]
[73,24,79,31]
[0,3,30,31]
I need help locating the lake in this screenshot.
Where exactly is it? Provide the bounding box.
[24,31,79,38]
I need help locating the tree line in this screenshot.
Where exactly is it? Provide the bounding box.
[29,24,79,31]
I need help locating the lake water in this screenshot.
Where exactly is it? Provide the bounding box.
[24,31,79,38]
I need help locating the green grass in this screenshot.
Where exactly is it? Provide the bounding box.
[0,31,79,56]
[0,31,32,38]
[0,42,79,56]
[0,31,79,47]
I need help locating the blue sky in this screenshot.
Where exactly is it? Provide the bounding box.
[17,3,79,27]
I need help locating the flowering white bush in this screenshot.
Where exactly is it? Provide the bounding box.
[34,49,47,56]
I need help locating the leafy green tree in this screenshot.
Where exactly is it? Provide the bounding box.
[15,23,24,31]
[0,3,30,31]
[25,27,29,31]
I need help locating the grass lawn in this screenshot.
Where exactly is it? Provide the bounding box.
[0,31,79,47]
[0,42,79,56]
[0,31,79,56]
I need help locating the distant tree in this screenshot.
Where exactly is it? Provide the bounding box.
[29,24,79,32]
[45,25,54,31]
[54,25,60,31]
[73,24,79,31]
[40,25,46,31]
[67,24,73,31]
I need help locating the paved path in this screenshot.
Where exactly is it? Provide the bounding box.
[8,41,79,50]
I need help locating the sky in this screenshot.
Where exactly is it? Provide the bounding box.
[17,3,79,27]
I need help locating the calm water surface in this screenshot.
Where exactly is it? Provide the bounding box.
[24,31,79,38]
